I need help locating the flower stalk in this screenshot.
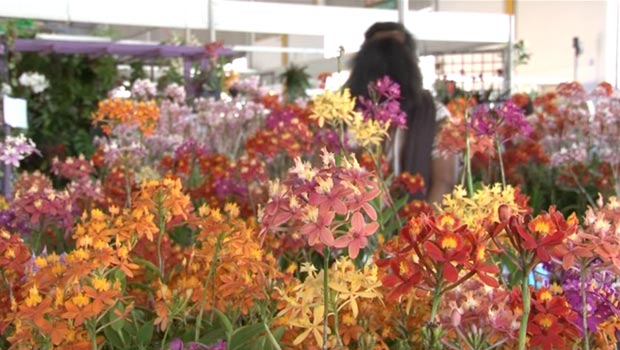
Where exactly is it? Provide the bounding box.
[580,261,591,350]
[322,246,330,350]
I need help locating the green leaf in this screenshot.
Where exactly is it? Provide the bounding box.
[136,320,154,346]
[110,303,126,332]
[103,324,125,349]
[213,309,233,337]
[229,323,265,350]
[199,327,228,346]
[393,194,410,212]
[134,258,163,280]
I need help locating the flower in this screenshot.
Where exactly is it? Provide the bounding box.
[357,76,407,128]
[333,212,379,259]
[18,71,49,93]
[0,134,38,167]
[131,79,157,99]
[349,113,390,148]
[310,89,357,127]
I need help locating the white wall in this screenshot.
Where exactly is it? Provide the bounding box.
[514,0,607,89]
[437,0,505,13]
[435,0,608,89]
[250,34,324,71]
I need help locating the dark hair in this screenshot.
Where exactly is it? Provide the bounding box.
[364,22,416,53]
[346,22,436,198]
[346,22,424,123]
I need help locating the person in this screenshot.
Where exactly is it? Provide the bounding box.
[346,22,459,204]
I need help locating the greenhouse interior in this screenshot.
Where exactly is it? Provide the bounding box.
[2,1,620,349]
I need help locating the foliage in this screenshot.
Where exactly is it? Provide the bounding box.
[279,64,310,104]
[12,52,117,166]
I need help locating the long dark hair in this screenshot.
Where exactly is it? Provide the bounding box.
[346,22,436,197]
[346,22,425,123]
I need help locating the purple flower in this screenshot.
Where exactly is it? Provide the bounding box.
[468,101,532,140]
[560,268,620,335]
[374,75,401,99]
[498,101,532,137]
[174,138,210,159]
[469,104,494,136]
[357,76,407,128]
[265,108,298,129]
[0,134,38,167]
[215,177,248,200]
[206,339,227,350]
[168,338,184,350]
[313,129,347,153]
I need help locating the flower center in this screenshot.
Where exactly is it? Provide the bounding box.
[441,236,458,250]
[539,315,554,329]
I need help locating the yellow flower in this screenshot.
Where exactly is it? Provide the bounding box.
[54,287,64,307]
[34,256,48,269]
[224,202,240,219]
[0,195,8,210]
[349,113,389,148]
[310,89,356,127]
[292,305,329,346]
[92,276,111,292]
[72,293,90,308]
[25,285,43,307]
[439,184,522,227]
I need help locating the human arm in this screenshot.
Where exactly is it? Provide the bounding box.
[427,153,460,206]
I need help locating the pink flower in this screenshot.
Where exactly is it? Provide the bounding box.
[333,212,378,258]
[300,208,335,246]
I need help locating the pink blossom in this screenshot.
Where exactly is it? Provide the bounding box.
[333,212,378,258]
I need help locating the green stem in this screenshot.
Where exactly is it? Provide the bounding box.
[426,271,443,350]
[464,111,474,198]
[518,264,531,350]
[568,169,596,208]
[339,121,347,156]
[337,46,344,73]
[156,194,166,280]
[264,322,283,350]
[123,160,132,208]
[333,305,343,347]
[195,233,225,341]
[495,134,506,189]
[161,323,171,350]
[580,261,590,350]
[323,246,330,350]
[370,148,402,231]
[88,320,98,350]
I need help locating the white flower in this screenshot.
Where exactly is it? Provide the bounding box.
[18,72,49,94]
[131,79,157,99]
[1,83,12,95]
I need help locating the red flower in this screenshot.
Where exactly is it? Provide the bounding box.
[528,313,565,350]
[381,256,423,301]
[424,231,470,282]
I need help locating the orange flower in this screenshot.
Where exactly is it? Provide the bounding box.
[92,98,159,136]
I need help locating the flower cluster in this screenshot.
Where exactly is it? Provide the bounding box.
[0,134,38,167]
[261,149,380,258]
[164,83,186,104]
[357,76,407,128]
[18,71,49,94]
[275,258,381,347]
[131,78,157,99]
[92,98,159,136]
